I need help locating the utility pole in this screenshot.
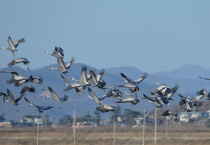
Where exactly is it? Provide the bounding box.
[166,117,168,138]
[155,108,157,145]
[142,109,146,145]
[73,105,76,145]
[36,117,40,145]
[113,120,116,145]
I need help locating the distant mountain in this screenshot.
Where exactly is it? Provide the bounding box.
[156,64,210,80]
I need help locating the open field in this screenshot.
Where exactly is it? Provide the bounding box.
[0,126,210,145]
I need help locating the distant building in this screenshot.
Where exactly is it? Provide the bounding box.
[206,110,210,119]
[180,112,189,122]
[0,122,11,128]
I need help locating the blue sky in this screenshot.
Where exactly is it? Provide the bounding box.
[0,0,210,73]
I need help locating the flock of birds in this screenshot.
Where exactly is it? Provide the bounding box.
[0,36,210,120]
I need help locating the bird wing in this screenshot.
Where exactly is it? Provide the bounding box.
[20,85,35,94]
[88,87,102,105]
[123,91,132,97]
[0,92,8,103]
[178,94,185,98]
[133,73,148,84]
[80,66,89,85]
[60,95,69,101]
[120,73,135,85]
[7,89,15,104]
[8,36,15,49]
[48,87,61,103]
[65,57,75,70]
[0,70,19,76]
[63,83,81,92]
[96,69,105,82]
[57,58,66,71]
[89,70,97,86]
[14,38,25,48]
[143,94,154,102]
[24,97,35,107]
[193,95,203,101]
[196,89,207,96]
[199,76,210,80]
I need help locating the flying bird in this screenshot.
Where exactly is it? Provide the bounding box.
[28,75,44,90]
[87,87,115,113]
[196,89,210,100]
[0,36,25,56]
[117,91,139,105]
[1,70,27,85]
[159,110,179,121]
[199,76,210,80]
[151,83,170,96]
[143,94,163,108]
[24,97,53,114]
[48,87,69,109]
[64,66,90,92]
[98,87,122,101]
[20,85,35,95]
[119,73,147,94]
[8,58,30,70]
[88,69,106,89]
[7,89,24,105]
[49,57,75,75]
[45,46,64,59]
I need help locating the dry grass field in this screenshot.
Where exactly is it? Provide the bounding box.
[0,126,209,145]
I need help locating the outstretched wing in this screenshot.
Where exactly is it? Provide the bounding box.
[133,73,148,84]
[120,73,135,85]
[65,57,75,70]
[88,87,102,105]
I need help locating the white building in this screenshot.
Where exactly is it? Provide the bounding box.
[180,113,189,122]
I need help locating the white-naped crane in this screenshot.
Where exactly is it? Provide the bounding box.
[118,72,147,94]
[8,57,30,70]
[0,92,8,103]
[28,75,44,90]
[159,84,179,100]
[178,94,203,112]
[7,89,24,106]
[1,70,29,87]
[24,97,53,115]
[88,69,106,89]
[143,94,163,108]
[199,76,210,80]
[151,83,171,96]
[28,75,43,85]
[159,110,179,121]
[20,85,35,95]
[117,91,139,105]
[45,46,64,59]
[49,57,75,75]
[48,87,69,109]
[196,89,210,100]
[0,36,25,56]
[64,66,90,93]
[98,86,122,101]
[1,70,27,84]
[87,87,115,113]
[150,84,179,106]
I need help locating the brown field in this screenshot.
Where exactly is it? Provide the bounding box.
[0,126,210,145]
